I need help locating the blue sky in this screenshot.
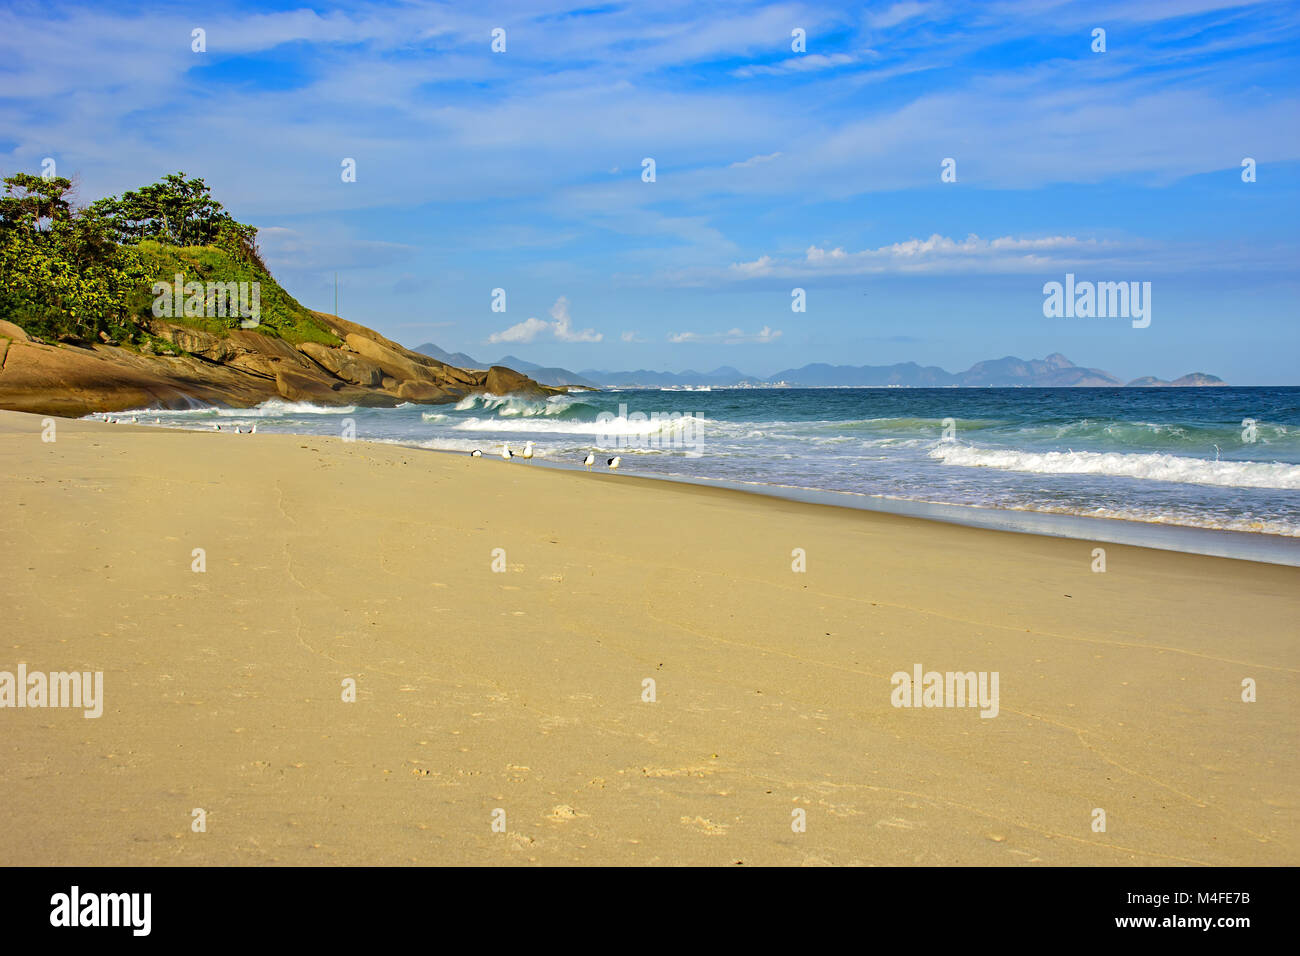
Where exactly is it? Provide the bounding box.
[2,0,1298,382]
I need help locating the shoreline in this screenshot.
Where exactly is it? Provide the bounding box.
[423,449,1300,567]
[3,408,1296,865]
[88,412,1300,567]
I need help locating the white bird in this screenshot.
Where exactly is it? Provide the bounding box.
[131,416,138,424]
[521,441,534,462]
[154,417,160,424]
[235,426,243,434]
[250,423,257,434]
[470,449,482,457]
[212,423,220,431]
[607,456,621,470]
[502,443,513,460]
[583,452,595,470]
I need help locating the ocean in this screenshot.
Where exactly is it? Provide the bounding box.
[111,386,1300,564]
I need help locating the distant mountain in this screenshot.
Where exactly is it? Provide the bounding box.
[577,366,757,387]
[493,354,542,372]
[1126,373,1227,387]
[411,343,1226,389]
[412,343,598,388]
[956,353,1121,387]
[772,353,1212,387]
[507,366,599,388]
[412,342,485,369]
[765,361,957,387]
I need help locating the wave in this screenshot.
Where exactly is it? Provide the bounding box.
[450,412,709,438]
[929,444,1300,489]
[112,399,357,417]
[1003,418,1296,451]
[823,416,1005,433]
[451,392,596,418]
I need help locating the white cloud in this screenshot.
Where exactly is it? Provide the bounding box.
[867,2,928,30]
[487,316,550,345]
[549,296,603,342]
[670,326,782,344]
[734,53,859,78]
[487,296,602,345]
[729,152,783,169]
[721,234,1132,279]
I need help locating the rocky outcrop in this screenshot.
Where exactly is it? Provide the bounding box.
[0,312,563,417]
[298,341,384,387]
[485,365,552,399]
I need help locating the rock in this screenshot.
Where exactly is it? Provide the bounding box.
[396,381,454,402]
[149,322,238,362]
[0,310,560,417]
[485,365,550,399]
[0,320,31,343]
[343,333,442,385]
[298,342,384,387]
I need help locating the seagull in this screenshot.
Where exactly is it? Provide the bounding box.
[583,452,595,471]
[250,423,257,434]
[502,443,513,460]
[131,416,138,424]
[470,449,483,457]
[212,423,220,431]
[154,417,160,424]
[235,426,243,434]
[607,456,621,470]
[521,441,534,462]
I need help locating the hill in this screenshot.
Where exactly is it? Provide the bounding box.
[0,172,559,416]
[1126,373,1228,387]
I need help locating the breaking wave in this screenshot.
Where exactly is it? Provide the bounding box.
[929,444,1300,490]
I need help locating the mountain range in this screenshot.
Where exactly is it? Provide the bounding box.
[411,344,1226,389]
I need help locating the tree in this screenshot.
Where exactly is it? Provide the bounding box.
[0,173,74,232]
[89,172,258,251]
[0,173,143,341]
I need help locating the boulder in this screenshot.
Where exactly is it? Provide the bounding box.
[298,342,384,387]
[485,365,550,399]
[396,381,454,402]
[343,333,441,384]
[0,319,31,343]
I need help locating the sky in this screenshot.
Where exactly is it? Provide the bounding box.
[2,0,1298,383]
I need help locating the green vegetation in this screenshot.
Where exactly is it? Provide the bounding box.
[0,171,339,349]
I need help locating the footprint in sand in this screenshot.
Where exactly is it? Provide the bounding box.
[548,805,587,822]
[875,817,921,830]
[681,815,728,835]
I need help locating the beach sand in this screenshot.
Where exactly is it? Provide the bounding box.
[1,408,1295,866]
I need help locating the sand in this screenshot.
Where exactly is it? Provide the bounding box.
[0,409,1296,866]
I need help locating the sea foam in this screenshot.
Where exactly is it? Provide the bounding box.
[929,445,1300,490]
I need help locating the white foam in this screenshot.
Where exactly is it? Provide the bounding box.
[452,392,578,417]
[450,413,707,437]
[117,400,357,418]
[930,445,1300,490]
